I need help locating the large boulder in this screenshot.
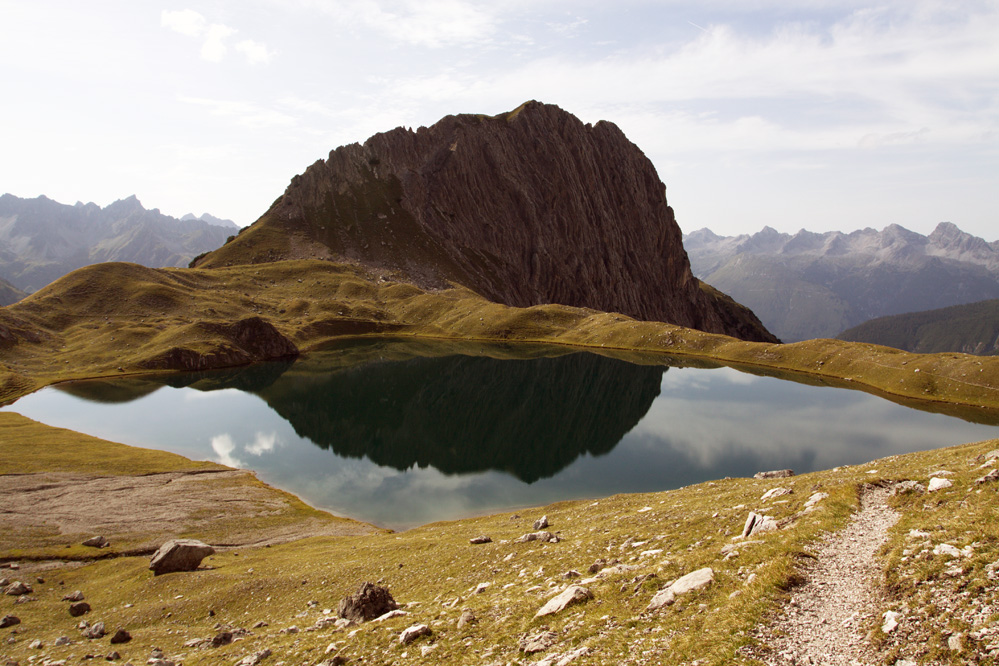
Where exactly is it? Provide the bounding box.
[149,539,215,575]
[337,582,398,622]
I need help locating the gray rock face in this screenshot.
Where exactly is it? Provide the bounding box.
[197,102,776,343]
[337,582,398,622]
[148,539,215,575]
[82,535,110,548]
[533,515,550,530]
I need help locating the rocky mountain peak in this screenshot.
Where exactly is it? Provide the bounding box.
[198,102,776,342]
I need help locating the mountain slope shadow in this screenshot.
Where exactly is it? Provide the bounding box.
[254,349,664,483]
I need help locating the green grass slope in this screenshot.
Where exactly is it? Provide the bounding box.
[2,415,998,665]
[838,299,999,356]
[2,260,999,417]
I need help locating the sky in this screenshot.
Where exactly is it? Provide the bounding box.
[1,0,996,239]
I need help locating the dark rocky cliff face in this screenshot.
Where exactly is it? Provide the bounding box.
[199,101,775,342]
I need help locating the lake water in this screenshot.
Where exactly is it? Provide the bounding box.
[5,339,998,530]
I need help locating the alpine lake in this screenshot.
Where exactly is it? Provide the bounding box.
[5,338,998,531]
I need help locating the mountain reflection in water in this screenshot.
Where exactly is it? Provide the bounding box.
[7,338,997,530]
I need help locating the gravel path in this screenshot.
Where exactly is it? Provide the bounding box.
[756,486,900,665]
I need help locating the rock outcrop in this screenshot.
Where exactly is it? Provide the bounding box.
[196,101,775,342]
[149,539,215,575]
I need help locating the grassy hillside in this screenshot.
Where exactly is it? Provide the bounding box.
[838,299,999,356]
[2,412,997,665]
[0,275,25,306]
[2,260,999,418]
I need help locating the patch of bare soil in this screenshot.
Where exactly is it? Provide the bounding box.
[752,486,900,665]
[0,469,376,560]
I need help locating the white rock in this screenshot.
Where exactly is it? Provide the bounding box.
[928,477,953,492]
[933,543,962,558]
[804,492,829,508]
[882,610,901,633]
[535,585,593,618]
[399,623,431,644]
[760,487,792,501]
[371,609,409,622]
[647,567,714,610]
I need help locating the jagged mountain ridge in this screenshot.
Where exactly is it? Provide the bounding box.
[196,101,776,343]
[0,193,235,294]
[685,223,999,342]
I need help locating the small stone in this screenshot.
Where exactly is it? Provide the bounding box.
[933,543,962,558]
[648,568,715,611]
[234,649,272,666]
[535,585,593,617]
[82,536,110,548]
[371,609,408,622]
[54,636,72,646]
[63,590,85,602]
[106,650,121,661]
[976,469,999,485]
[534,515,549,530]
[0,615,20,628]
[760,487,792,501]
[754,469,794,479]
[891,480,926,495]
[109,628,131,644]
[928,477,953,492]
[149,539,215,575]
[519,630,557,654]
[516,531,557,543]
[469,535,492,544]
[457,609,476,629]
[948,633,964,651]
[399,623,431,644]
[882,611,900,633]
[69,601,92,617]
[4,581,32,596]
[83,621,106,639]
[29,638,43,649]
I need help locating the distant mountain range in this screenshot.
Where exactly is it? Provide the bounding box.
[685,223,999,342]
[837,299,999,356]
[0,193,237,295]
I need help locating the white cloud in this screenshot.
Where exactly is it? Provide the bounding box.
[179,96,297,129]
[246,431,280,456]
[161,8,275,64]
[210,433,245,468]
[308,0,499,47]
[161,9,207,37]
[200,23,237,62]
[236,39,276,64]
